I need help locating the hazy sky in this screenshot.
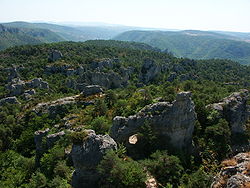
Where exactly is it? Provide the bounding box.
[1,0,250,32]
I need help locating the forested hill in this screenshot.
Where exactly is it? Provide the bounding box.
[0,40,249,188]
[114,30,250,65]
[0,24,64,50]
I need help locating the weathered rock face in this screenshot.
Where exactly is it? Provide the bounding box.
[80,85,103,96]
[7,66,20,81]
[140,58,161,83]
[25,78,49,89]
[34,128,66,165]
[48,50,63,62]
[6,78,49,96]
[32,95,80,117]
[208,89,249,134]
[83,71,128,89]
[110,91,196,153]
[211,152,250,188]
[90,58,119,70]
[0,96,20,106]
[71,130,117,188]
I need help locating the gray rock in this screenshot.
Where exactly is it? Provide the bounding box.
[227,174,250,188]
[80,85,103,96]
[211,152,250,188]
[48,50,63,62]
[110,91,196,153]
[207,89,249,134]
[90,58,117,70]
[26,78,49,89]
[6,78,49,96]
[32,95,80,117]
[140,58,161,83]
[24,89,36,95]
[71,130,117,188]
[0,96,20,106]
[167,72,177,82]
[80,70,128,89]
[34,128,50,165]
[7,66,20,81]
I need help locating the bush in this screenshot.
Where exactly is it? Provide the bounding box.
[142,150,183,187]
[90,116,110,134]
[98,150,146,188]
[180,168,212,188]
[68,130,88,145]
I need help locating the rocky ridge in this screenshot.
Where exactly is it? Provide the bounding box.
[208,89,250,134]
[111,91,196,153]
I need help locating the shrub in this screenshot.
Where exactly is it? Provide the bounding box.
[98,150,146,188]
[142,150,183,187]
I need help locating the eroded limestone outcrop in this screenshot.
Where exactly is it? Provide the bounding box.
[80,85,103,97]
[48,50,63,62]
[6,78,49,96]
[32,95,80,117]
[139,58,161,83]
[0,96,20,106]
[211,152,250,188]
[110,91,196,153]
[71,130,117,188]
[208,89,249,134]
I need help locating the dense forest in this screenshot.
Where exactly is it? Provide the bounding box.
[0,40,249,188]
[114,30,250,65]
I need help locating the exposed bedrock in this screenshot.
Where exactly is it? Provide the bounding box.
[110,91,196,153]
[71,130,117,188]
[208,89,249,134]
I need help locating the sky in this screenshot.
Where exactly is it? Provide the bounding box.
[0,0,250,32]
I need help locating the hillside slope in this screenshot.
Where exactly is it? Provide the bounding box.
[114,30,250,65]
[0,24,64,50]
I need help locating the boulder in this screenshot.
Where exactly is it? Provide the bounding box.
[71,130,117,188]
[110,91,196,153]
[80,85,103,96]
[0,96,20,106]
[208,89,249,134]
[48,50,63,62]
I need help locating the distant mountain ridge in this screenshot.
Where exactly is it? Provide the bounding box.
[114,30,250,65]
[0,24,64,50]
[1,21,250,64]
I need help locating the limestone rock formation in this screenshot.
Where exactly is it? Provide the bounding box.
[25,78,49,89]
[48,50,63,62]
[84,71,128,89]
[6,78,49,96]
[208,89,249,134]
[32,95,80,117]
[0,96,20,106]
[34,128,66,165]
[110,91,196,153]
[7,65,20,81]
[80,85,103,96]
[71,130,117,188]
[140,58,161,83]
[90,58,119,70]
[211,152,250,188]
